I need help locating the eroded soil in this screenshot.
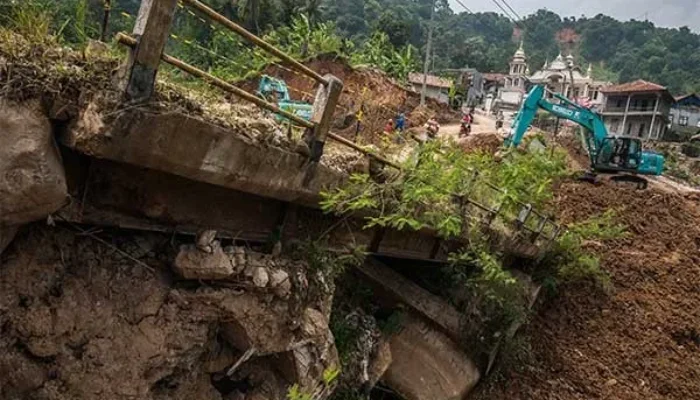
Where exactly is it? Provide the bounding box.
[474,181,700,400]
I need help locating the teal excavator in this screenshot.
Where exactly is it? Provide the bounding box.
[506,85,665,188]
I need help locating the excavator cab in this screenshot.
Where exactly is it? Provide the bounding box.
[595,137,642,171]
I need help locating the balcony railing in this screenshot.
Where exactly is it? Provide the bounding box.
[602,105,662,113]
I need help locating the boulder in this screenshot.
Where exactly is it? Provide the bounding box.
[382,314,481,400]
[0,101,67,225]
[172,242,234,280]
[252,267,269,288]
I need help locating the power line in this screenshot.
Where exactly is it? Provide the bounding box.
[498,0,524,22]
[489,0,518,24]
[452,0,474,14]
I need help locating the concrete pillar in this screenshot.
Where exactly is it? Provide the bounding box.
[621,94,632,135]
[124,0,178,102]
[309,74,343,161]
[649,94,660,140]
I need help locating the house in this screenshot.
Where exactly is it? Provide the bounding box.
[599,80,673,140]
[669,93,700,139]
[408,73,452,104]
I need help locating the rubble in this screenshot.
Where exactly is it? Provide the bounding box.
[0,226,339,399]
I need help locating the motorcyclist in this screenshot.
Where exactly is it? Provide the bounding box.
[459,113,471,137]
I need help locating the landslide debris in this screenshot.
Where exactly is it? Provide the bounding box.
[0,225,338,400]
[0,31,298,156]
[473,180,700,400]
[244,54,460,145]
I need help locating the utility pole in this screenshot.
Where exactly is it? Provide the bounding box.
[421,0,436,106]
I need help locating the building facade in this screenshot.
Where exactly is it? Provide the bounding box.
[493,45,609,110]
[599,80,673,140]
[669,94,700,138]
[408,73,452,104]
[528,53,608,108]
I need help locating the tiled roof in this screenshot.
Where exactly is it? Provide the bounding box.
[482,73,507,83]
[601,79,667,93]
[408,73,453,89]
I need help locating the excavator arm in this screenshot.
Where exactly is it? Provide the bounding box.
[505,85,664,178]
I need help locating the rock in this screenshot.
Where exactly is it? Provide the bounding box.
[269,269,289,287]
[252,267,269,288]
[172,242,234,280]
[196,230,218,253]
[0,101,68,226]
[269,269,291,298]
[605,378,618,387]
[301,308,328,339]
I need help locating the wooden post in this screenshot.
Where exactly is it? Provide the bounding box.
[309,74,343,161]
[124,0,178,102]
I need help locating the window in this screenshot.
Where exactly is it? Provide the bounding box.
[638,123,645,137]
[574,88,580,98]
[680,116,689,126]
[616,99,623,108]
[591,89,599,100]
[641,100,648,110]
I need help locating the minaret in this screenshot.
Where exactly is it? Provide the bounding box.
[587,63,593,78]
[509,41,528,88]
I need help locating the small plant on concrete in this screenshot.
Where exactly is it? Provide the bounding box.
[445,242,531,356]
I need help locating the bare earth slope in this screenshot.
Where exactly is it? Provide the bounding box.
[475,181,700,400]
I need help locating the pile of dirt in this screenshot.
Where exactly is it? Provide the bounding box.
[474,181,700,400]
[458,133,503,155]
[552,132,590,171]
[0,225,338,400]
[243,54,460,145]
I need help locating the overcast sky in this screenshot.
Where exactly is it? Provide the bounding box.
[447,0,700,32]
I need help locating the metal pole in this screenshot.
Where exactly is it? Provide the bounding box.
[420,0,436,106]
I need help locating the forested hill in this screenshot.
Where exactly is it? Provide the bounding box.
[7,0,700,95]
[323,3,700,95]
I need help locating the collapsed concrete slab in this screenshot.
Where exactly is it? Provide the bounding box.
[382,314,481,400]
[63,108,343,207]
[0,101,67,226]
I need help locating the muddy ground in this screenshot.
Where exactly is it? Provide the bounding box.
[473,181,700,400]
[0,226,338,400]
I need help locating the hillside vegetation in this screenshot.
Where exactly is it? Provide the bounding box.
[3,1,700,94]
